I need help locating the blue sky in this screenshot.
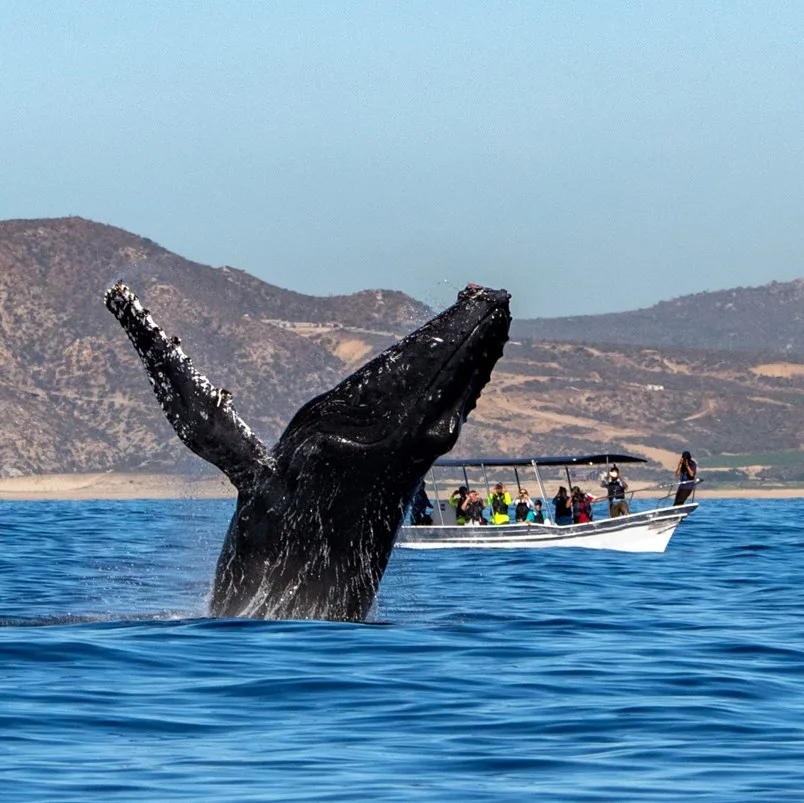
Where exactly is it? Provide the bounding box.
[2,1,802,318]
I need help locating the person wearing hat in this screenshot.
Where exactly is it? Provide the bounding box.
[449,485,469,525]
[674,450,698,506]
[532,498,545,524]
[486,482,512,525]
[606,465,629,518]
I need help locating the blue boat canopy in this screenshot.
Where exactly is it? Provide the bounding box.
[433,454,647,469]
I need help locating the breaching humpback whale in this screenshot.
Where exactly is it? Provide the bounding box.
[105,282,511,621]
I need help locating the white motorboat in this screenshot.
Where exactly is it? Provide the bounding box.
[398,454,698,553]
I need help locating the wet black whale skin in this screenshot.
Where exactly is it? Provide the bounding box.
[105,283,511,621]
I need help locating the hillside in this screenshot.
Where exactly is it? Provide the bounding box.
[512,280,804,356]
[0,217,430,476]
[466,340,804,484]
[1,217,803,486]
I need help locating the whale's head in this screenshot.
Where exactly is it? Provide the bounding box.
[281,283,511,475]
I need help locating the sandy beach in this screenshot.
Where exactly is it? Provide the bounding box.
[0,472,802,501]
[0,472,237,501]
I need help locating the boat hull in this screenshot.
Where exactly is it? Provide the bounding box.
[397,503,697,553]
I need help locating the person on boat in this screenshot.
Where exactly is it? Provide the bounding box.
[571,486,594,523]
[552,486,573,525]
[532,499,545,524]
[486,483,512,525]
[410,480,433,525]
[460,489,487,525]
[449,486,469,525]
[514,488,536,522]
[673,450,698,506]
[605,466,629,517]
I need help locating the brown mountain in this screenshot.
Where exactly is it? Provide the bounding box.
[1,217,803,485]
[469,340,804,484]
[0,217,430,477]
[512,280,804,356]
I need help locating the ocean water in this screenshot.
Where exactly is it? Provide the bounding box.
[1,498,803,802]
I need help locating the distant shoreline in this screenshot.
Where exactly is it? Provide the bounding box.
[0,472,802,502]
[0,473,236,501]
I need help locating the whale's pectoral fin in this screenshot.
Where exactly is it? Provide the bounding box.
[105,282,272,489]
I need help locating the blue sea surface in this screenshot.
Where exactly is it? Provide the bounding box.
[2,498,803,801]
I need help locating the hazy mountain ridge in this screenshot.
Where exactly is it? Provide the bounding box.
[1,217,802,483]
[513,280,804,356]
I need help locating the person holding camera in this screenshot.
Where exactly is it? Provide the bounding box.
[514,488,536,522]
[449,486,469,525]
[674,450,698,506]
[604,466,630,518]
[571,486,594,523]
[460,489,487,525]
[487,482,512,525]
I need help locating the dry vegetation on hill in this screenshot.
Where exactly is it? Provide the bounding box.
[1,217,802,486]
[456,341,804,484]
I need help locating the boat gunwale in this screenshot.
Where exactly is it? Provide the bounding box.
[400,502,697,539]
[398,502,697,550]
[403,501,697,530]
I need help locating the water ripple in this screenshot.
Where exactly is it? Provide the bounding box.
[1,498,803,801]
